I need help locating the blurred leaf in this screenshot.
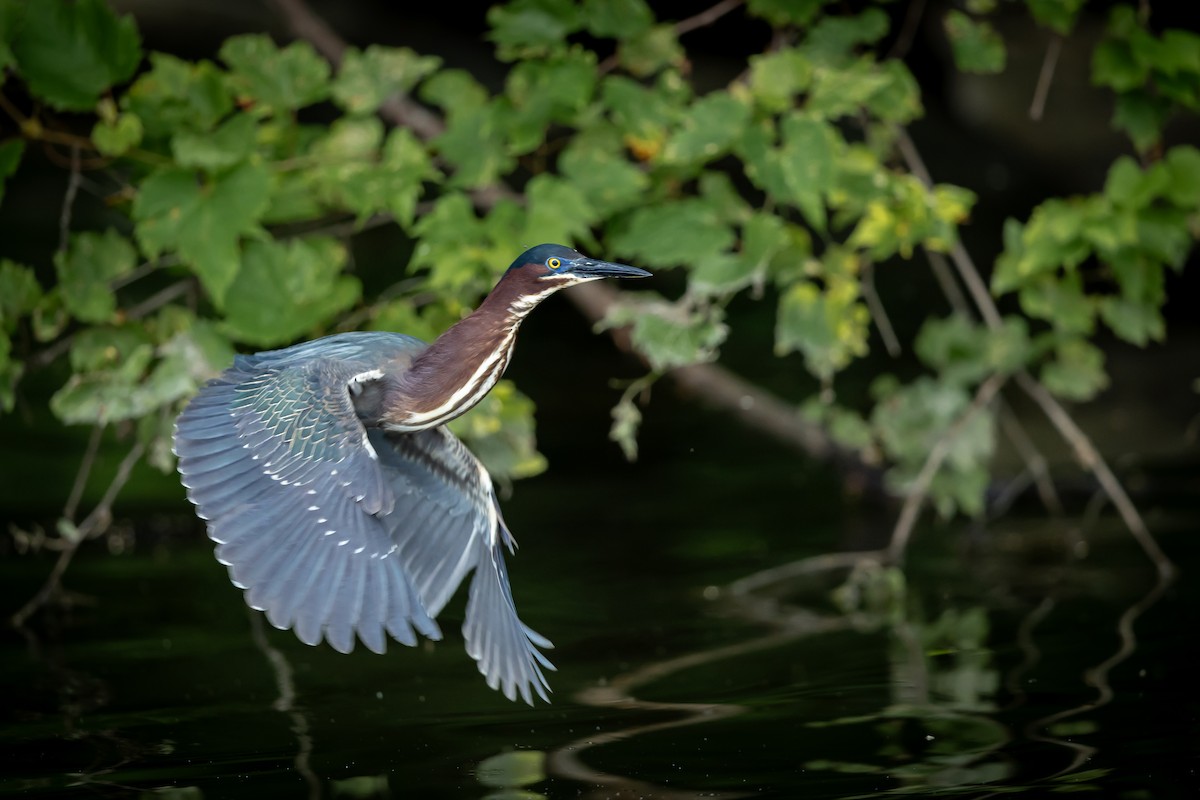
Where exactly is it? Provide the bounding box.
[1163,145,1200,207]
[133,162,273,304]
[330,775,389,798]
[778,114,837,231]
[944,11,1006,74]
[32,290,68,342]
[54,230,137,324]
[219,34,330,113]
[583,0,653,39]
[9,0,141,110]
[332,45,441,115]
[1041,339,1108,400]
[748,48,813,113]
[662,91,750,166]
[747,0,826,27]
[1112,89,1171,153]
[776,279,869,379]
[1018,273,1094,334]
[0,259,41,330]
[804,9,889,65]
[504,52,596,153]
[124,53,233,138]
[171,112,257,170]
[609,393,642,460]
[0,0,16,70]
[559,126,649,216]
[690,212,787,295]
[617,24,684,77]
[219,237,360,348]
[420,68,489,114]
[450,381,546,480]
[604,299,727,371]
[92,111,144,156]
[311,121,436,225]
[52,327,193,425]
[487,0,582,60]
[0,138,24,206]
[1025,0,1084,35]
[0,330,21,411]
[522,174,596,246]
[610,200,735,268]
[1098,295,1164,345]
[1092,40,1145,92]
[916,314,1031,385]
[435,104,515,188]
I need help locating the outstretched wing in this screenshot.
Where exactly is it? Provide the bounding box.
[372,426,556,704]
[174,347,441,654]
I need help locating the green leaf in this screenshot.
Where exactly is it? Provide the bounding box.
[944,11,1006,74]
[1041,339,1108,401]
[916,314,1030,385]
[0,137,22,206]
[0,330,22,412]
[583,0,653,39]
[747,0,826,27]
[804,9,889,65]
[487,0,582,60]
[0,0,18,70]
[124,53,233,138]
[559,126,649,216]
[332,45,441,115]
[662,92,750,166]
[503,51,597,153]
[219,34,330,113]
[617,23,684,77]
[54,230,137,324]
[1163,145,1200,207]
[610,200,735,268]
[434,104,514,188]
[1025,0,1084,35]
[748,49,813,113]
[52,327,194,425]
[219,237,360,348]
[1112,90,1172,153]
[522,174,596,246]
[92,111,144,157]
[8,0,141,110]
[605,301,727,372]
[1098,295,1164,345]
[775,278,870,379]
[691,212,788,295]
[1092,40,1145,92]
[778,114,837,231]
[420,69,489,115]
[450,381,546,480]
[0,259,41,330]
[1018,273,1095,334]
[171,112,257,170]
[609,393,642,461]
[133,162,273,304]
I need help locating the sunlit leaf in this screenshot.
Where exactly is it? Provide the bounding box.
[603,299,727,372]
[748,48,813,113]
[8,0,141,110]
[522,174,596,246]
[778,114,837,231]
[775,277,869,379]
[450,381,547,480]
[662,91,750,166]
[609,393,642,460]
[559,126,649,216]
[610,200,735,268]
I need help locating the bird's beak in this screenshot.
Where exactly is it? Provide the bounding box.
[568,258,652,280]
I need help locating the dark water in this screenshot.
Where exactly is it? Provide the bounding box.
[2,432,1198,799]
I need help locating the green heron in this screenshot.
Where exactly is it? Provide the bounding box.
[174,244,650,703]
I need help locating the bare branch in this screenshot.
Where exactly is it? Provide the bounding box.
[57,144,82,253]
[64,424,105,523]
[888,373,1007,562]
[675,0,746,36]
[1029,36,1063,121]
[861,261,902,357]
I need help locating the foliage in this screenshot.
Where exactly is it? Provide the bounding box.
[0,0,1196,544]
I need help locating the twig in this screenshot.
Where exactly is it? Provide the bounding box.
[64,424,105,523]
[997,405,1063,515]
[887,0,928,61]
[58,144,82,253]
[12,440,146,628]
[1029,36,1062,121]
[728,549,886,595]
[1015,372,1174,578]
[675,0,745,36]
[888,374,1007,562]
[861,261,901,357]
[125,280,191,321]
[924,248,969,316]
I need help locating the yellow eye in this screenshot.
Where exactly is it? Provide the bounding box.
[546,257,562,269]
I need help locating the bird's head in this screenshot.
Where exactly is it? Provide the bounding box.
[506,243,651,286]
